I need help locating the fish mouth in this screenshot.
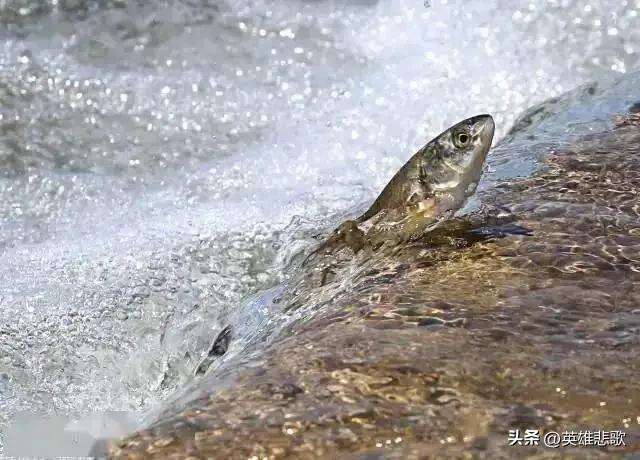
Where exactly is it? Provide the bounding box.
[472,114,495,146]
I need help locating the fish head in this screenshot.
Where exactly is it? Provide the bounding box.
[424,114,495,208]
[357,114,494,227]
[435,114,494,176]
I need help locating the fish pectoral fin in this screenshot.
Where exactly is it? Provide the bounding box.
[416,197,437,214]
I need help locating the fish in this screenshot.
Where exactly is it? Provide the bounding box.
[314,114,495,256]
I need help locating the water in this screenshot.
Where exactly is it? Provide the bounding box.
[1,0,639,453]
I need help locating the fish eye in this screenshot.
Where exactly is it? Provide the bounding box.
[453,131,470,148]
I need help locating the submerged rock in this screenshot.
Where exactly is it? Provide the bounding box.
[108,108,640,458]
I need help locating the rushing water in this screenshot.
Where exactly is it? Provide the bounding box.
[1,0,639,454]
